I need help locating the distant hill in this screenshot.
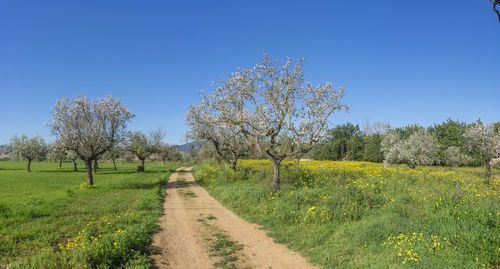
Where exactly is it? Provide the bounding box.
[175,142,202,153]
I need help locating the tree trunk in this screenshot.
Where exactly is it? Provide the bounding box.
[85,160,94,185]
[94,159,98,173]
[59,159,63,168]
[113,159,117,170]
[272,159,281,191]
[73,160,78,171]
[27,158,32,172]
[486,161,491,185]
[230,159,237,170]
[162,158,166,165]
[137,159,145,172]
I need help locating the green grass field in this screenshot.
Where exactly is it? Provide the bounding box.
[195,160,500,268]
[0,160,180,268]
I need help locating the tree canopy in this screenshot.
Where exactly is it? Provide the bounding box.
[48,95,134,185]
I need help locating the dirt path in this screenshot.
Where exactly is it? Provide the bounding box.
[150,167,320,269]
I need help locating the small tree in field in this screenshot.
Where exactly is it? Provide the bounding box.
[172,152,183,162]
[127,130,164,172]
[67,150,79,171]
[205,54,348,190]
[48,95,134,185]
[444,146,472,167]
[11,134,47,172]
[463,123,500,184]
[382,130,440,169]
[104,144,124,170]
[47,140,67,168]
[158,143,175,165]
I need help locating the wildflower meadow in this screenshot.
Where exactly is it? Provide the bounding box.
[195,160,500,268]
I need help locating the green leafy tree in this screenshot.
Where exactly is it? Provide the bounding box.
[347,133,364,161]
[172,152,183,162]
[363,133,384,162]
[428,119,472,165]
[494,122,500,134]
[313,123,362,161]
[11,134,47,172]
[391,124,425,140]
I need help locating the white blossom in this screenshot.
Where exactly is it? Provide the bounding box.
[382,130,440,169]
[48,95,134,184]
[463,123,500,183]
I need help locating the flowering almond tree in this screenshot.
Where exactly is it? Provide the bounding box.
[381,130,440,169]
[463,123,500,184]
[444,146,471,167]
[158,143,176,165]
[48,96,134,185]
[11,134,47,172]
[185,91,252,170]
[47,139,68,168]
[126,129,164,172]
[201,54,349,190]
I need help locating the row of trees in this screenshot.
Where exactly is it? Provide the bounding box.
[8,128,180,175]
[312,119,499,183]
[186,54,349,190]
[382,123,499,183]
[311,122,387,163]
[6,96,180,185]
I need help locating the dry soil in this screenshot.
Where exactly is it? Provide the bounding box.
[150,167,320,269]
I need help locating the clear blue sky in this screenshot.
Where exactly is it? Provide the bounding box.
[1,0,499,145]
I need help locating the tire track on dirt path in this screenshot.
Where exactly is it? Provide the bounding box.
[150,167,320,269]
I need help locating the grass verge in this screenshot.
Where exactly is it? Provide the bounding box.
[0,160,181,268]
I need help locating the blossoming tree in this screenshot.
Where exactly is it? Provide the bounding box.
[48,95,134,185]
[126,129,164,172]
[11,134,47,172]
[185,90,252,170]
[381,129,440,169]
[463,123,500,184]
[191,54,349,190]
